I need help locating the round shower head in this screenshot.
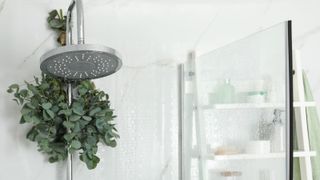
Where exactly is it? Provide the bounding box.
[40,44,122,80]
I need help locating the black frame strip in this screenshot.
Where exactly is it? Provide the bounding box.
[287,20,294,180]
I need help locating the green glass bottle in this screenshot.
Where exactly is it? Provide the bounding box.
[216,79,236,104]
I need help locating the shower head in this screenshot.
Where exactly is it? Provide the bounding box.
[40,0,122,80]
[40,44,122,80]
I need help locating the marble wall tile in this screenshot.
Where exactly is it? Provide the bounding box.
[1,0,320,180]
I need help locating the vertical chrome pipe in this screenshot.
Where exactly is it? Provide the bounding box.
[66,0,75,45]
[178,64,185,180]
[76,0,85,44]
[67,83,73,180]
[66,0,85,45]
[66,0,84,178]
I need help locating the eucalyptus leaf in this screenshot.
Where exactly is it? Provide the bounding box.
[26,128,38,141]
[46,109,55,119]
[69,147,77,154]
[58,109,72,116]
[12,99,19,105]
[43,110,51,120]
[51,106,59,113]
[34,76,40,85]
[73,107,85,116]
[26,102,36,109]
[80,153,100,170]
[40,82,50,90]
[81,81,95,90]
[20,116,26,124]
[103,134,117,148]
[95,118,105,130]
[42,102,52,110]
[7,88,13,93]
[69,115,81,122]
[49,156,58,163]
[33,115,41,124]
[79,119,90,128]
[82,116,92,121]
[21,105,32,115]
[27,83,39,95]
[49,19,64,29]
[8,84,19,93]
[87,136,96,145]
[73,122,81,133]
[23,114,33,123]
[64,133,76,141]
[47,10,58,22]
[58,102,68,109]
[89,107,102,116]
[63,121,74,129]
[70,140,81,149]
[72,102,85,115]
[78,87,88,95]
[20,89,29,97]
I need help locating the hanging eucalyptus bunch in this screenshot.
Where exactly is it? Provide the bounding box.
[6,8,119,169]
[7,75,119,169]
[47,9,67,45]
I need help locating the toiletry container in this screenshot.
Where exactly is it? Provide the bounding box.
[211,79,236,104]
[220,171,242,180]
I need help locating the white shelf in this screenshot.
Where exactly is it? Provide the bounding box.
[200,101,316,110]
[192,151,316,161]
[294,151,317,157]
[294,101,316,107]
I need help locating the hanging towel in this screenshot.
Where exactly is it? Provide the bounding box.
[303,70,320,180]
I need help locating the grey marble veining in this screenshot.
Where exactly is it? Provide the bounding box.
[20,33,55,66]
[294,25,320,48]
[0,0,6,14]
[2,0,320,179]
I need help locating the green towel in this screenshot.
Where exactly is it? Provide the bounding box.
[293,115,301,180]
[303,71,320,180]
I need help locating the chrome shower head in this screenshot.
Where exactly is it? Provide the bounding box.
[40,44,122,80]
[40,0,122,80]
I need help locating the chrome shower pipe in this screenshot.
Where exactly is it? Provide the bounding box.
[66,0,85,45]
[66,1,85,179]
[67,83,73,180]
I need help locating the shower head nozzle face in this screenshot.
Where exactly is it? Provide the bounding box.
[40,44,122,80]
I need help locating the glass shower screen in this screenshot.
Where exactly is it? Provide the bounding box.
[180,21,293,180]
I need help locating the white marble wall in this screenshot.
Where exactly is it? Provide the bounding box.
[1,0,320,180]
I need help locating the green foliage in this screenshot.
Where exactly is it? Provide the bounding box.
[47,9,66,31]
[7,74,119,170]
[47,9,67,46]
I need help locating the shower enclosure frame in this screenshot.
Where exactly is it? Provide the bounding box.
[178,21,294,180]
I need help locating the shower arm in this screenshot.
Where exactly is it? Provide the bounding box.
[67,0,85,45]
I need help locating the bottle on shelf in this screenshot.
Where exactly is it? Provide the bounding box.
[210,78,236,104]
